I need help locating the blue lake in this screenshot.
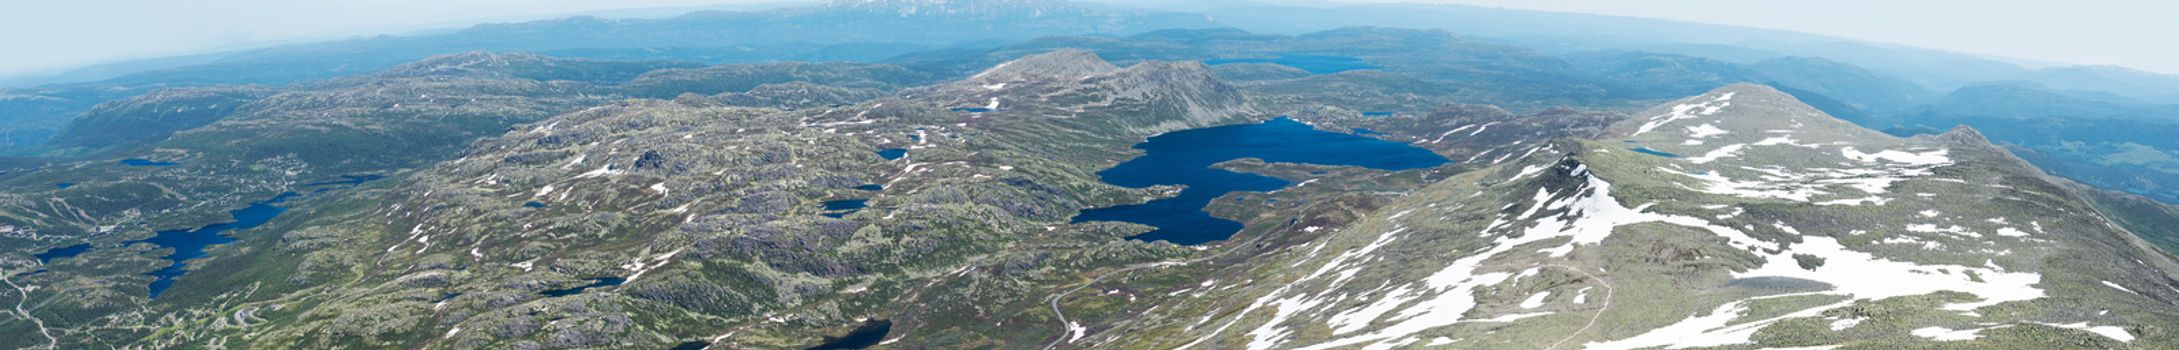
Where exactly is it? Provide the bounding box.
[35,243,91,263]
[1630,147,1681,158]
[821,199,869,218]
[55,182,74,189]
[806,319,891,350]
[119,159,179,167]
[1071,117,1447,245]
[853,184,884,192]
[135,192,296,298]
[1205,54,1377,74]
[877,149,907,160]
[1362,111,1395,117]
[541,277,627,297]
[301,174,384,187]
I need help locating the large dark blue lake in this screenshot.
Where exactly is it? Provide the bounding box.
[135,192,297,298]
[1072,117,1446,245]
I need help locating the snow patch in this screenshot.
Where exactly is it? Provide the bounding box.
[1683,144,1746,164]
[1686,123,1728,138]
[1910,326,2001,341]
[2101,281,2138,295]
[1633,93,1733,136]
[2036,322,2134,342]
[1519,291,1551,309]
[1828,317,1863,331]
[1842,147,1949,166]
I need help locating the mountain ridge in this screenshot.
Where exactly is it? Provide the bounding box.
[1071,83,2179,349]
[4,6,2179,348]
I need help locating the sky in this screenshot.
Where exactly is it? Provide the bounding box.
[2,0,2175,78]
[0,0,780,77]
[1408,0,2179,74]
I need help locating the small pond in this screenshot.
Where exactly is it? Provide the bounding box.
[541,277,627,297]
[806,319,891,350]
[119,159,179,167]
[821,199,869,218]
[34,243,91,263]
[301,174,385,187]
[1630,147,1681,158]
[877,149,907,160]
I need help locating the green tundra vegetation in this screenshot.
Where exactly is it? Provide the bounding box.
[3,1,2179,349]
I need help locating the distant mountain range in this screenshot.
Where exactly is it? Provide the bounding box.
[3,0,2173,206]
[12,0,2179,104]
[4,0,1211,88]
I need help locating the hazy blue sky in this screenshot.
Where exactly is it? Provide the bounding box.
[2,0,2174,77]
[1415,0,2179,74]
[0,0,760,77]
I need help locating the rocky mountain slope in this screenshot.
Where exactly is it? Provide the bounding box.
[252,50,1272,349]
[0,49,1286,349]
[0,52,959,349]
[1070,84,2179,349]
[5,43,2179,350]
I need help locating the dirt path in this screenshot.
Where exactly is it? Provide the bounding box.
[1042,216,1299,350]
[4,268,59,349]
[1545,264,1614,350]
